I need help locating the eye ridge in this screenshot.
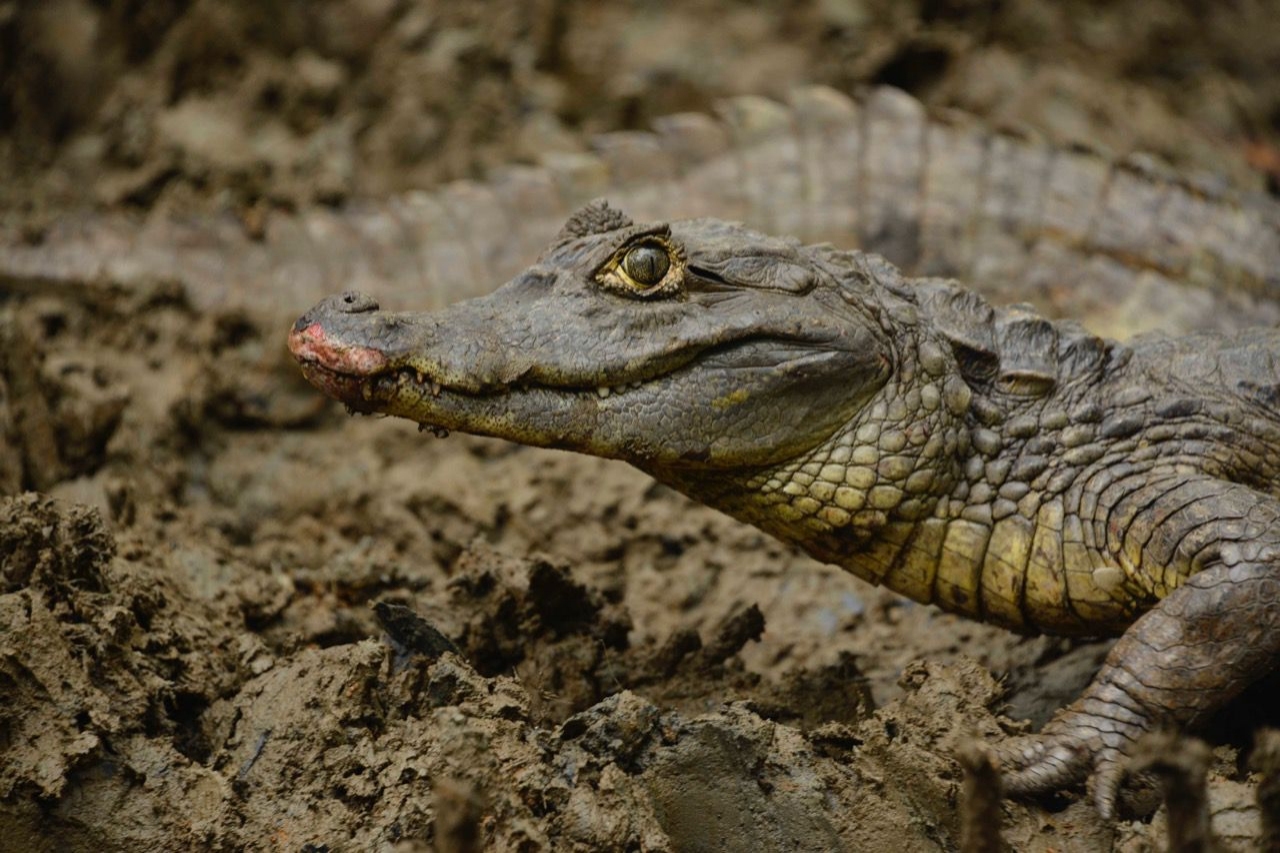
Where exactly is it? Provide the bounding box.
[622,243,671,286]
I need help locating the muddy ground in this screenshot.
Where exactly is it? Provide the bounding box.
[2,2,1280,851]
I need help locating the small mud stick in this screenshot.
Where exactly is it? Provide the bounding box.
[1127,732,1213,853]
[292,200,1280,817]
[432,776,485,853]
[1251,729,1280,852]
[957,740,1005,853]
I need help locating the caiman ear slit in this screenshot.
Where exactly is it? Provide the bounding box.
[558,199,634,240]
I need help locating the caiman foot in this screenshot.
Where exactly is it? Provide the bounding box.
[994,703,1149,819]
[994,513,1280,818]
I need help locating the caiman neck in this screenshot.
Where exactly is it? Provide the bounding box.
[651,330,975,565]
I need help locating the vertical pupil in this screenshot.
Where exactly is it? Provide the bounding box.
[625,246,668,284]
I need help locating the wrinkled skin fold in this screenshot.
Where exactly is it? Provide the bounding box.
[290,200,1280,818]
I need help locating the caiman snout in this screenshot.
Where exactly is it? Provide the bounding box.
[291,291,380,334]
[334,291,380,314]
[288,291,391,383]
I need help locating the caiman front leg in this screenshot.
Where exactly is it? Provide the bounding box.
[995,481,1280,817]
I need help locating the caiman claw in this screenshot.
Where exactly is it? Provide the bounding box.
[995,715,1135,819]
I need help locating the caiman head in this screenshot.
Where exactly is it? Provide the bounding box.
[289,201,906,480]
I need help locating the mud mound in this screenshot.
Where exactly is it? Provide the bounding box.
[0,490,1115,851]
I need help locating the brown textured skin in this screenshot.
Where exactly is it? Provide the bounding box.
[289,202,1280,818]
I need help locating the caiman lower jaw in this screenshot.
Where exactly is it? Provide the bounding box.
[372,334,813,404]
[293,349,652,416]
[365,365,648,405]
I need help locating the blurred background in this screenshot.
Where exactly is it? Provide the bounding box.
[3,0,1278,221]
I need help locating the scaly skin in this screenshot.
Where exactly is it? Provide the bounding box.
[289,201,1280,817]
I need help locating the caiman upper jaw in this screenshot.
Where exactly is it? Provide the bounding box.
[289,289,537,403]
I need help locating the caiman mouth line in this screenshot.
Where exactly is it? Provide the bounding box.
[299,333,824,404]
[370,366,647,400]
[296,349,660,405]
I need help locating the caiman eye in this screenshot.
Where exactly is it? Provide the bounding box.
[596,234,684,298]
[622,244,670,286]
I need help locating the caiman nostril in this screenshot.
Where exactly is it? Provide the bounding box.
[336,291,380,313]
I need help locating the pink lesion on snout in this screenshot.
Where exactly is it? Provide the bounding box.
[288,322,390,376]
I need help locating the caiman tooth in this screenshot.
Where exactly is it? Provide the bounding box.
[344,404,357,416]
[430,381,442,398]
[596,386,611,398]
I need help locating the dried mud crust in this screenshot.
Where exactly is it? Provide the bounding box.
[0,487,1088,853]
[0,288,1270,852]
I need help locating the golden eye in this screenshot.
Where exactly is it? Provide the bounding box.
[595,235,684,299]
[621,244,670,286]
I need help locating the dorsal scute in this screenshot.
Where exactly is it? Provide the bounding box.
[993,305,1059,397]
[910,278,1111,399]
[1055,319,1110,382]
[914,279,999,384]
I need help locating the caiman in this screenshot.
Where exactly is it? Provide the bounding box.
[290,199,1280,818]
